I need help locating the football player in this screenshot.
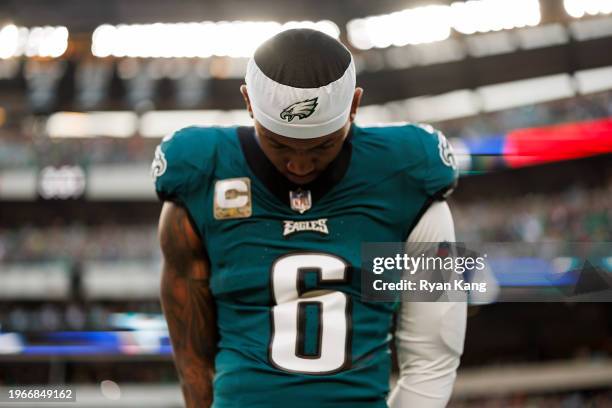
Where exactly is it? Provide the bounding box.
[155,28,466,408]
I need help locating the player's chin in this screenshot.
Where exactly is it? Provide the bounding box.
[285,172,319,185]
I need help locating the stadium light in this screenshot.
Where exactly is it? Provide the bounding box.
[451,0,540,35]
[0,25,20,59]
[564,0,612,18]
[348,5,452,50]
[347,0,541,50]
[46,111,138,138]
[0,24,68,59]
[91,20,340,58]
[39,165,86,200]
[37,63,612,138]
[140,110,251,137]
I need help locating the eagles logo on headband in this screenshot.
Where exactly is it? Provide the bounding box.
[280,97,319,122]
[246,29,356,139]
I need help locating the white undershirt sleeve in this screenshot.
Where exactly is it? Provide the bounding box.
[387,201,467,408]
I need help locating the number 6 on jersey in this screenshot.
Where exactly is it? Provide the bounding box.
[269,253,351,374]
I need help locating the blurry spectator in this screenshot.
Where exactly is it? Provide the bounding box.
[8,307,29,332]
[65,303,86,330]
[70,261,83,302]
[38,303,61,331]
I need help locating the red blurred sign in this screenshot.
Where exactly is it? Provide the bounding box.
[503,118,612,168]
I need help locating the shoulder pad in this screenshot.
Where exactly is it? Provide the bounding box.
[152,126,218,202]
[401,123,458,198]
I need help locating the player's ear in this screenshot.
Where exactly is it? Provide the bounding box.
[240,85,254,119]
[350,87,363,122]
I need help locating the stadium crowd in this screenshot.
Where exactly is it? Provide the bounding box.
[0,224,157,263]
[452,174,612,242]
[1,171,610,264]
[448,389,612,407]
[0,90,611,169]
[0,173,610,332]
[437,89,612,141]
[0,300,160,332]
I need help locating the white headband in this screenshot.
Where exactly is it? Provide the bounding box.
[245,57,356,139]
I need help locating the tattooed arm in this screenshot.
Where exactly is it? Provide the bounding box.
[159,202,217,408]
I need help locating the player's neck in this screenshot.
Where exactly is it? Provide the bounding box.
[237,126,354,210]
[253,129,263,148]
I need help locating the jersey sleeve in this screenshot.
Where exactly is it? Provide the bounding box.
[388,201,466,408]
[151,126,217,203]
[407,124,459,199]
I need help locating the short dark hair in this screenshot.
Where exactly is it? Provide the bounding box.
[254,28,352,89]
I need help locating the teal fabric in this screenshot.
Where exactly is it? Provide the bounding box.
[154,124,457,408]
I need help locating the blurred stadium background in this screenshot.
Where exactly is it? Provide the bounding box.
[1,0,611,406]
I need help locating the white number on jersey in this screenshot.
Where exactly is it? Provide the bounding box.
[269,253,351,374]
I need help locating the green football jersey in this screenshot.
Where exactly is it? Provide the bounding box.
[153,123,458,408]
